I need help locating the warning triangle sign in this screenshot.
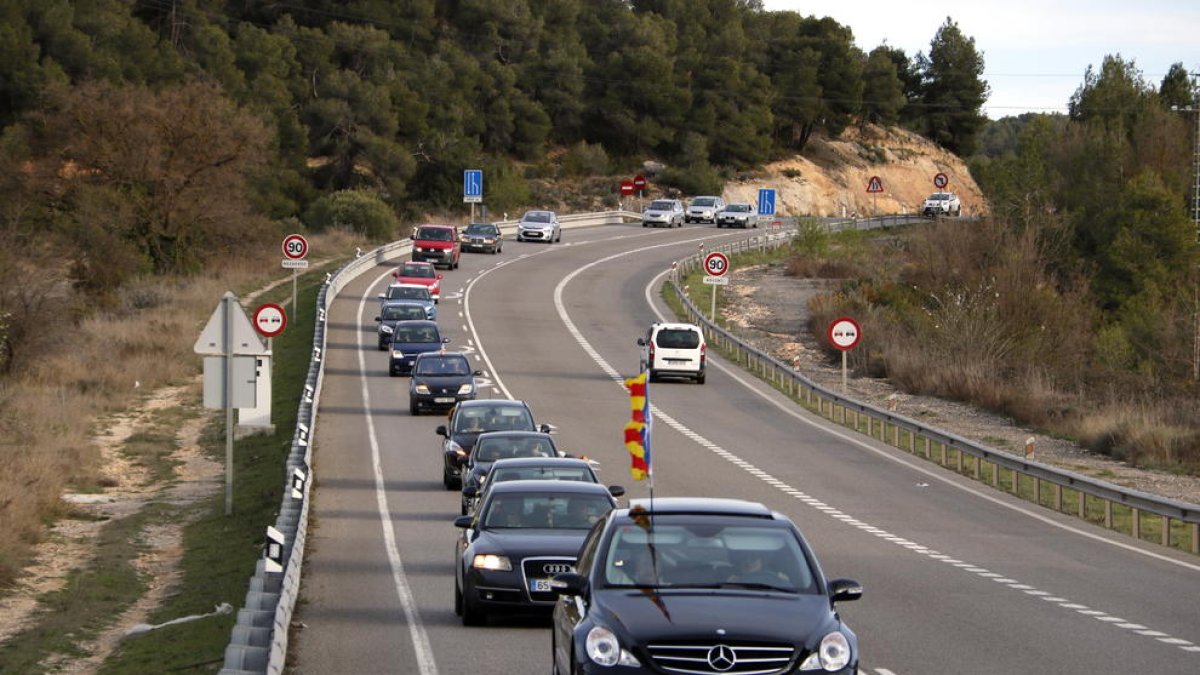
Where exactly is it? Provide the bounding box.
[866,176,884,193]
[194,292,268,355]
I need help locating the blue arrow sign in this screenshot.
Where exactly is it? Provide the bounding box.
[464,169,483,203]
[757,188,776,216]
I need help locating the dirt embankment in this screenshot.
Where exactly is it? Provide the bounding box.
[720,123,986,218]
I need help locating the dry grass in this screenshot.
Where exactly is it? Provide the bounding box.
[0,230,365,589]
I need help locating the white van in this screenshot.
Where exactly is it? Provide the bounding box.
[637,322,707,384]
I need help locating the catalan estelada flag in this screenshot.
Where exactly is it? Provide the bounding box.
[624,372,651,480]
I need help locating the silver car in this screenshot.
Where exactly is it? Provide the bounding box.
[716,203,758,229]
[686,195,725,224]
[642,199,684,228]
[516,210,561,243]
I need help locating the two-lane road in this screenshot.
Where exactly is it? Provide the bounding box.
[294,222,1200,674]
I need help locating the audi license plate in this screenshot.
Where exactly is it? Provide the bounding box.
[434,397,455,404]
[530,578,555,592]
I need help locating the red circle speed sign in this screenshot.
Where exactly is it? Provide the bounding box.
[633,174,647,190]
[934,172,949,189]
[827,317,861,351]
[703,252,730,278]
[253,303,288,338]
[282,233,309,260]
[620,180,635,196]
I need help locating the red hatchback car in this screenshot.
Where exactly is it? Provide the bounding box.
[392,261,443,302]
[412,224,461,269]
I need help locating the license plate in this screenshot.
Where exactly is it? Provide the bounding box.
[434,397,455,403]
[530,578,555,592]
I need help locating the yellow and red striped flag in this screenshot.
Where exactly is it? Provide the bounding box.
[624,372,651,480]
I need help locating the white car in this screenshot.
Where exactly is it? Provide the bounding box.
[637,322,706,384]
[516,210,561,243]
[642,199,684,228]
[922,192,961,217]
[686,196,725,224]
[716,203,758,228]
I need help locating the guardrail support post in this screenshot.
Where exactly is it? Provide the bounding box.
[992,461,999,487]
[1162,517,1171,547]
[1011,470,1020,495]
[1191,523,1198,554]
[956,448,963,473]
[973,456,981,480]
[1033,477,1041,505]
[1105,500,1113,529]
[1054,484,1062,512]
[1132,508,1141,540]
[941,443,948,466]
[1078,491,1086,518]
[924,437,931,460]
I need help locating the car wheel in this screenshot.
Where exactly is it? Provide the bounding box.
[454,578,464,617]
[647,369,658,383]
[443,469,455,490]
[410,401,420,416]
[696,371,706,384]
[642,222,648,228]
[461,578,486,626]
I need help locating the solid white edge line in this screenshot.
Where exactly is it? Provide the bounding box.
[356,269,439,675]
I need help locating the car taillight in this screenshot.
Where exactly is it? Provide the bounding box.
[700,343,706,365]
[648,343,655,362]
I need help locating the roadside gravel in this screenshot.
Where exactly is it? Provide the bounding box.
[723,262,1200,507]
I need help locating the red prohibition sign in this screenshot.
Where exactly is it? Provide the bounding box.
[934,172,949,189]
[704,252,730,277]
[253,303,288,338]
[282,233,309,260]
[827,316,861,351]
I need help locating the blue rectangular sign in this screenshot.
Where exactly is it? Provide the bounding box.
[757,188,776,216]
[464,169,483,203]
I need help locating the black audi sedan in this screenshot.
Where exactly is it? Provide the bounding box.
[437,399,551,489]
[454,480,617,626]
[408,352,480,415]
[457,431,565,515]
[549,498,863,674]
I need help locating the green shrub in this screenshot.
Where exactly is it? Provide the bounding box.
[561,142,610,177]
[657,163,722,197]
[303,189,398,240]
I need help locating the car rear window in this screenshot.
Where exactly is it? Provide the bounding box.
[655,329,700,349]
[387,286,430,301]
[692,198,717,207]
[382,305,426,320]
[650,201,675,209]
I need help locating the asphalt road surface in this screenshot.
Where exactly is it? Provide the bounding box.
[292,222,1200,674]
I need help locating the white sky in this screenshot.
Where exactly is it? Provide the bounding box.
[762,0,1198,118]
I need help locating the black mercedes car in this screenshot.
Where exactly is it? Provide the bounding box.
[549,498,863,674]
[387,320,449,376]
[409,352,479,415]
[454,480,617,626]
[457,431,565,515]
[437,399,551,489]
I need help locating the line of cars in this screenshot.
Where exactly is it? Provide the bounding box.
[379,214,863,673]
[642,195,763,229]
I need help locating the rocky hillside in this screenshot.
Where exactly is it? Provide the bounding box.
[720,123,986,218]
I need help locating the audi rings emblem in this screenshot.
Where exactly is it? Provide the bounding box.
[706,644,736,672]
[542,563,574,575]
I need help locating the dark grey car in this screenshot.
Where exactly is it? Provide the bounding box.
[409,352,479,415]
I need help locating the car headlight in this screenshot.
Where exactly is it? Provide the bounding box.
[380,325,394,334]
[413,384,430,394]
[472,554,511,571]
[392,350,405,358]
[457,383,474,395]
[585,626,640,667]
[799,631,851,671]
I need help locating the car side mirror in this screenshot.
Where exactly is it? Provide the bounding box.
[473,370,483,376]
[436,425,449,437]
[453,515,474,529]
[636,338,647,346]
[550,573,588,597]
[442,337,451,343]
[463,485,478,498]
[374,317,382,322]
[539,423,556,434]
[607,485,626,498]
[828,578,863,604]
[377,293,386,300]
[437,273,443,279]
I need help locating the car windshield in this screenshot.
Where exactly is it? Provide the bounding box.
[387,286,430,301]
[726,204,751,213]
[691,198,717,207]
[603,521,815,592]
[491,466,594,482]
[392,325,440,343]
[414,357,469,376]
[473,437,557,462]
[466,224,496,235]
[398,264,434,278]
[522,212,551,223]
[656,329,700,349]
[649,201,675,210]
[416,227,453,241]
[929,193,950,200]
[482,493,612,530]
[454,407,535,434]
[382,305,426,321]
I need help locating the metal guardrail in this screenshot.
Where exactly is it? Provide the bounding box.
[668,226,1200,555]
[217,210,638,674]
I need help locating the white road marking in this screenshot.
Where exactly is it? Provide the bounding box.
[354,267,439,675]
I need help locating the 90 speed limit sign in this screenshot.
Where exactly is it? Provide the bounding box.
[282,233,309,260]
[703,252,730,278]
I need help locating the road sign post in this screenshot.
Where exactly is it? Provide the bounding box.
[282,234,309,317]
[866,176,884,218]
[827,317,862,391]
[633,174,647,208]
[704,251,730,322]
